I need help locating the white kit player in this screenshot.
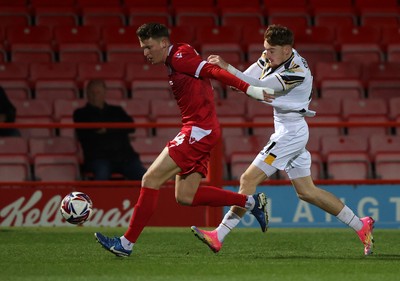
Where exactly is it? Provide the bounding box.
[191,24,375,256]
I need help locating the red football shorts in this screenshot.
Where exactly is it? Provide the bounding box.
[167,125,221,177]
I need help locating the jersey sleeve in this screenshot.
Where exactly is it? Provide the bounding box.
[169,44,206,78]
[235,61,306,92]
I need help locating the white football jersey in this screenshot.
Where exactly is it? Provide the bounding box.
[237,49,315,119]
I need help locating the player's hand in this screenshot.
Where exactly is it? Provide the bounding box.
[263,92,275,103]
[207,55,229,70]
[246,86,275,103]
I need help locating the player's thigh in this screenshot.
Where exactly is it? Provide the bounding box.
[142,147,181,188]
[239,164,269,195]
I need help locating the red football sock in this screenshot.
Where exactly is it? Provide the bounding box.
[191,185,247,207]
[124,187,159,243]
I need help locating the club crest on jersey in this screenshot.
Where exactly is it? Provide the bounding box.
[175,52,183,58]
[170,133,185,147]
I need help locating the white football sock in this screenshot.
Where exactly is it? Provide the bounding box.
[245,195,255,210]
[336,205,363,231]
[120,235,134,250]
[216,210,242,242]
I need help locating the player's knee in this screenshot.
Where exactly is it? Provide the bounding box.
[175,194,192,206]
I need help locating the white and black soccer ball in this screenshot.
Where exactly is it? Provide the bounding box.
[60,192,93,225]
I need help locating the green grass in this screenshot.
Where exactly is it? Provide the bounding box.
[1,227,399,281]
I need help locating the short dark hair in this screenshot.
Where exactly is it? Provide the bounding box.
[86,79,106,92]
[264,25,294,46]
[136,23,170,41]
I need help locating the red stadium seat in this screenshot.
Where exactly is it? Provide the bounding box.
[369,135,400,159]
[219,116,248,137]
[33,154,81,181]
[336,26,382,46]
[308,115,343,141]
[201,43,244,65]
[387,43,400,63]
[340,44,384,66]
[347,116,390,137]
[230,153,255,180]
[150,99,180,120]
[59,43,103,63]
[130,136,169,167]
[313,7,357,34]
[195,26,242,45]
[54,26,101,45]
[82,7,125,27]
[215,99,246,117]
[35,80,79,101]
[5,26,52,44]
[10,43,54,63]
[78,62,125,86]
[314,62,363,88]
[76,0,121,7]
[125,63,168,82]
[169,26,196,44]
[342,98,387,120]
[124,0,168,7]
[13,99,55,137]
[309,0,352,9]
[381,27,400,51]
[28,136,79,159]
[354,0,398,9]
[360,8,399,28]
[0,136,28,154]
[224,135,261,163]
[30,0,76,7]
[29,62,78,83]
[267,14,310,32]
[295,44,337,70]
[320,135,369,160]
[0,80,31,100]
[175,8,218,28]
[101,26,140,45]
[251,116,275,139]
[219,0,261,9]
[53,99,86,121]
[131,80,172,100]
[326,152,371,180]
[0,7,31,28]
[220,8,265,28]
[105,43,145,63]
[34,7,78,29]
[128,7,172,27]
[246,98,274,120]
[170,0,214,9]
[363,62,400,83]
[375,153,400,180]
[389,97,400,120]
[0,62,29,81]
[319,80,365,101]
[154,116,181,138]
[0,155,31,181]
[367,80,400,101]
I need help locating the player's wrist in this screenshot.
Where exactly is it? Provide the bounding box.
[246,86,275,101]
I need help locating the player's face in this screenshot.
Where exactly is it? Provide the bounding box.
[139,37,169,64]
[263,40,291,68]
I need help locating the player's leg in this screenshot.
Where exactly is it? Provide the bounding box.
[289,155,374,256]
[95,147,181,257]
[191,164,271,252]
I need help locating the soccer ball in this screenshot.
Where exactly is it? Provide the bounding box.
[60,191,93,225]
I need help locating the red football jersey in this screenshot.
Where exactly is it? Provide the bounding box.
[165,43,219,130]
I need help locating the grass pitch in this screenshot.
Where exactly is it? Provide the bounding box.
[1,227,399,281]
